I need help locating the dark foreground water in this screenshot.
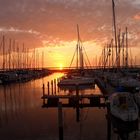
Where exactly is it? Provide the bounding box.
[0,73,139,140]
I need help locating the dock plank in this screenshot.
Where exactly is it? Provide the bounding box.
[42,94,108,99]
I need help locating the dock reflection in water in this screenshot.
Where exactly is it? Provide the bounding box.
[0,73,139,140]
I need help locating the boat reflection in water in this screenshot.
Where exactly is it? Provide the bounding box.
[111,115,139,140]
[0,73,139,140]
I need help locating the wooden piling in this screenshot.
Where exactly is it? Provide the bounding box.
[76,84,79,96]
[106,101,111,140]
[90,97,100,106]
[54,79,56,94]
[76,84,80,122]
[57,78,59,83]
[43,84,45,95]
[58,102,63,140]
[76,107,80,122]
[42,84,45,104]
[47,82,50,95]
[51,80,53,95]
[57,78,60,93]
[58,85,60,93]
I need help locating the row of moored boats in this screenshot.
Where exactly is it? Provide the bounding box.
[0,69,50,84]
[58,70,140,123]
[103,71,140,122]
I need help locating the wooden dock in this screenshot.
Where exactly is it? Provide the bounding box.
[41,94,108,108]
[42,94,107,99]
[41,89,112,140]
[41,72,140,140]
[41,78,111,108]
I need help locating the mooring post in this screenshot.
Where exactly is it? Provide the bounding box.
[54,79,56,95]
[76,107,80,122]
[57,78,60,93]
[76,84,80,122]
[42,84,45,104]
[57,78,60,83]
[58,85,60,93]
[58,102,63,140]
[43,84,45,95]
[76,84,79,96]
[107,101,111,140]
[47,82,50,95]
[51,80,53,95]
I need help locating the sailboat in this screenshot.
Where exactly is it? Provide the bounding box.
[58,25,94,87]
[133,87,140,108]
[109,92,138,122]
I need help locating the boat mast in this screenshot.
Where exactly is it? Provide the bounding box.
[77,24,84,70]
[79,46,84,69]
[22,43,24,69]
[2,35,5,70]
[12,40,15,69]
[117,29,121,68]
[77,24,80,69]
[69,25,84,70]
[17,42,20,69]
[9,38,11,70]
[42,51,44,69]
[121,33,125,67]
[27,48,29,69]
[112,0,118,67]
[125,27,128,68]
[103,46,106,69]
[111,39,113,68]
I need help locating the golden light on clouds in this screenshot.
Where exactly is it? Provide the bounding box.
[0,0,140,67]
[134,13,140,20]
[39,40,102,67]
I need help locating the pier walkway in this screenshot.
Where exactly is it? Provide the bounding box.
[42,94,108,108]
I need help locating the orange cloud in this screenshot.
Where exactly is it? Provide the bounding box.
[134,13,140,20]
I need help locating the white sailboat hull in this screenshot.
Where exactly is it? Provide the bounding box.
[58,76,94,86]
[134,92,140,107]
[109,92,138,122]
[111,106,138,122]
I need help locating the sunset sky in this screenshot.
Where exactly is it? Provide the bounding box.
[0,0,140,68]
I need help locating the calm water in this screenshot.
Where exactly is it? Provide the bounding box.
[0,73,139,140]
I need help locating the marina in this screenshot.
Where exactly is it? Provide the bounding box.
[40,67,140,140]
[0,0,140,140]
[0,70,139,140]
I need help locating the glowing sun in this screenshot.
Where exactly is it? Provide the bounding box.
[59,63,63,70]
